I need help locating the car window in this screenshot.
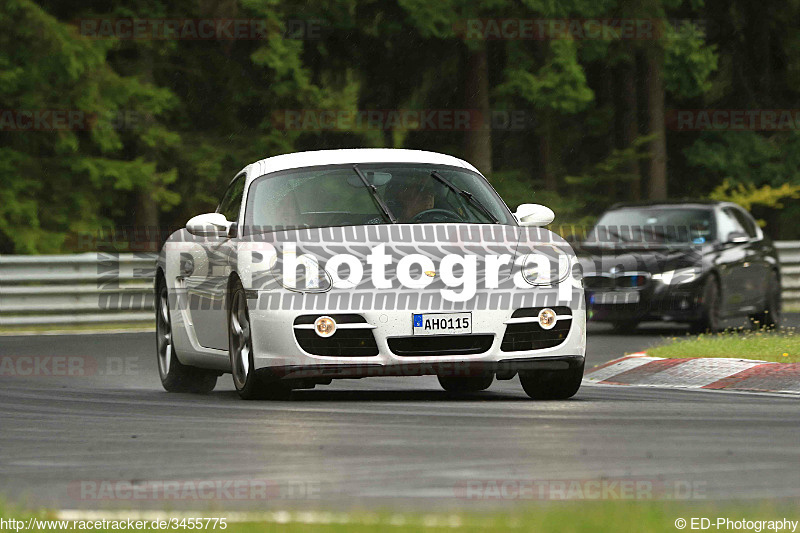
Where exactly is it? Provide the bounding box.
[717,208,747,240]
[217,174,246,222]
[245,164,514,231]
[588,208,715,244]
[727,207,758,238]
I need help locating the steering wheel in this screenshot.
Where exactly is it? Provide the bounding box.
[411,208,462,223]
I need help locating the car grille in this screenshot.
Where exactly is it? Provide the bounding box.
[293,314,379,357]
[584,275,648,289]
[583,276,614,290]
[388,334,495,356]
[294,314,369,325]
[614,274,648,288]
[500,306,572,352]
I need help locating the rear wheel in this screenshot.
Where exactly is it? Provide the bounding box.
[519,362,584,400]
[156,280,217,393]
[750,271,781,330]
[437,373,494,393]
[229,279,292,400]
[690,276,721,333]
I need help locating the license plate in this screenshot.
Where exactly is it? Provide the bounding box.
[590,291,640,305]
[412,312,472,336]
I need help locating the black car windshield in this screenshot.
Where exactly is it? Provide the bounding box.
[245,164,514,231]
[587,208,716,244]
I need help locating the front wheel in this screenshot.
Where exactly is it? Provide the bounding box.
[519,362,584,400]
[437,373,494,393]
[750,271,781,330]
[228,279,292,400]
[156,280,217,393]
[690,276,722,333]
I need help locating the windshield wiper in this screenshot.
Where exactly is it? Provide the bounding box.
[353,164,397,224]
[430,171,499,224]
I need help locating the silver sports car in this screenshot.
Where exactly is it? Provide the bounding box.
[156,149,585,399]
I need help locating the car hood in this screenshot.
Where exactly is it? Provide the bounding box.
[576,243,706,277]
[237,223,574,291]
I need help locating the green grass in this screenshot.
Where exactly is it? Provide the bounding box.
[2,502,800,532]
[648,328,800,363]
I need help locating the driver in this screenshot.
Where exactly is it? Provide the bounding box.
[386,178,435,222]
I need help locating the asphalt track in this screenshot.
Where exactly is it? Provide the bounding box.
[0,318,798,511]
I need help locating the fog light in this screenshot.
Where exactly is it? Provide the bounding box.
[538,308,557,330]
[314,316,337,337]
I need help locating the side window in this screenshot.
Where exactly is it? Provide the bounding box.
[718,208,746,240]
[217,175,246,222]
[729,207,758,238]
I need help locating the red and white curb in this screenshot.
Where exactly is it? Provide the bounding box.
[585,353,800,395]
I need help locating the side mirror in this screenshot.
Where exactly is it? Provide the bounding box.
[514,203,555,227]
[186,213,233,237]
[725,231,749,244]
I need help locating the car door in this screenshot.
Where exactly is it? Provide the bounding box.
[185,174,245,350]
[728,206,769,310]
[714,207,750,316]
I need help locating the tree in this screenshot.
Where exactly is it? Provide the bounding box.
[0,0,179,253]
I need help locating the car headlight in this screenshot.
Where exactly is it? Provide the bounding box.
[520,248,571,286]
[652,267,701,286]
[270,252,332,293]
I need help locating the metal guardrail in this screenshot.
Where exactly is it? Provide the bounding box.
[776,241,800,306]
[0,253,156,326]
[1,242,799,327]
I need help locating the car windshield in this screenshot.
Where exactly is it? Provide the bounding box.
[587,207,716,244]
[245,164,514,231]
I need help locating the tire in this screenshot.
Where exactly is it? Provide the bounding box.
[690,276,722,333]
[228,278,292,400]
[611,320,639,333]
[750,271,781,330]
[519,361,584,400]
[156,279,218,393]
[437,373,494,393]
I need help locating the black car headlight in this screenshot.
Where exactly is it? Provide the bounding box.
[651,267,701,286]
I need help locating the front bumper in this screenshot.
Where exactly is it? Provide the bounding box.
[247,292,586,380]
[586,277,706,322]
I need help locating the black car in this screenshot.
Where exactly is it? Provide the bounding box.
[576,201,782,332]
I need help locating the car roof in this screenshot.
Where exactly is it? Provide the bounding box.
[241,149,480,183]
[608,200,725,210]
